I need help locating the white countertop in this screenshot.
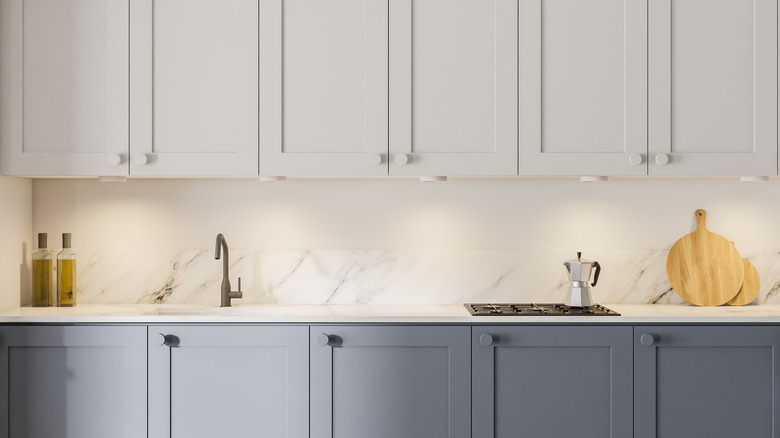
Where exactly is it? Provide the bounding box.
[2,303,780,323]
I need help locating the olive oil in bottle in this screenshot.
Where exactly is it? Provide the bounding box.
[32,233,52,307]
[56,233,77,307]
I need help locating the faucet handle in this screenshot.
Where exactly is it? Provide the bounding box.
[229,277,243,300]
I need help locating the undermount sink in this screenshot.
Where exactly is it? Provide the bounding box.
[146,306,287,316]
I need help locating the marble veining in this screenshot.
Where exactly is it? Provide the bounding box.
[74,249,780,306]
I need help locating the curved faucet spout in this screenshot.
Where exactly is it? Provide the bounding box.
[215,233,241,307]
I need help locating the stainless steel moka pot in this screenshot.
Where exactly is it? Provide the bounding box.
[563,252,601,308]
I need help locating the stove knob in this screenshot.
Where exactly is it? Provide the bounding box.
[479,333,495,346]
[640,333,656,346]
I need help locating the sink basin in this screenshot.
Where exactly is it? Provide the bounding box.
[147,306,287,316]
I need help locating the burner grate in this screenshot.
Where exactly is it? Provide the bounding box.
[464,303,620,316]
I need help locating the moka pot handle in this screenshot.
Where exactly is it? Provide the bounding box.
[591,261,601,287]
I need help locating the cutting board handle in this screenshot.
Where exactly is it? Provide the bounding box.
[695,209,707,231]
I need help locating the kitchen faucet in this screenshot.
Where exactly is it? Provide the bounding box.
[215,233,242,307]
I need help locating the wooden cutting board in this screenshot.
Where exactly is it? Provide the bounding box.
[727,258,760,306]
[666,210,744,306]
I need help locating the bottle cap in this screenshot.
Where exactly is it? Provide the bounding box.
[62,233,72,249]
[37,233,47,249]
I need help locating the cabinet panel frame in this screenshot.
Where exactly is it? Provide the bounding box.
[0,0,130,176]
[633,325,780,438]
[310,325,471,438]
[647,0,778,175]
[518,0,648,176]
[472,325,633,437]
[0,325,147,438]
[147,324,309,438]
[388,0,518,176]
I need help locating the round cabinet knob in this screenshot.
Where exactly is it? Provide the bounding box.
[479,333,495,346]
[395,154,410,166]
[317,333,333,346]
[134,154,151,165]
[628,154,644,166]
[640,333,656,346]
[157,333,179,347]
[108,154,122,166]
[368,154,383,166]
[655,154,670,166]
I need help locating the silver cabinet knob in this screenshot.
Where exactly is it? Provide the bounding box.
[368,153,383,166]
[628,154,644,166]
[157,333,179,347]
[479,333,495,346]
[134,154,151,165]
[655,154,670,166]
[640,333,656,346]
[395,154,410,166]
[108,154,122,166]
[317,333,333,346]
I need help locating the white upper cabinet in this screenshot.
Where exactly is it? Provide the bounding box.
[519,0,648,176]
[389,0,518,176]
[648,0,777,175]
[130,0,259,176]
[259,0,389,176]
[0,0,130,176]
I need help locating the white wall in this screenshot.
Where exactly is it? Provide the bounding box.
[32,177,780,252]
[0,176,32,309]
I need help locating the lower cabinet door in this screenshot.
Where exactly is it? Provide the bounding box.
[0,325,147,438]
[634,326,780,438]
[310,325,471,438]
[148,325,309,438]
[472,326,633,438]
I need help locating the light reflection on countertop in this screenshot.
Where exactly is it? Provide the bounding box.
[1,303,780,323]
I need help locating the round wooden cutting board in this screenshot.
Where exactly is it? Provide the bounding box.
[727,258,760,306]
[666,210,744,306]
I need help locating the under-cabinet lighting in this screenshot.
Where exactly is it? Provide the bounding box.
[98,176,127,183]
[580,176,608,182]
[420,176,448,182]
[739,176,769,183]
[259,176,287,182]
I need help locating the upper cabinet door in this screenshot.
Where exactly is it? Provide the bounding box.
[389,0,518,176]
[130,0,259,176]
[259,0,388,176]
[519,0,648,176]
[0,0,129,176]
[648,0,778,175]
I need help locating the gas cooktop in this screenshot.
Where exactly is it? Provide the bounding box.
[464,303,620,316]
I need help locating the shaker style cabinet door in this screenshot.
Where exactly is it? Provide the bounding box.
[648,0,777,175]
[130,0,259,176]
[634,326,780,438]
[148,325,309,438]
[472,326,633,438]
[0,0,130,176]
[389,0,518,176]
[0,326,147,438]
[519,0,648,176]
[310,326,471,438]
[259,0,388,176]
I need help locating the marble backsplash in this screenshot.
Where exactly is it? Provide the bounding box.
[73,249,780,306]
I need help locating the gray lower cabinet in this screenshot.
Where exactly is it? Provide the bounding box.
[634,326,780,438]
[310,325,471,438]
[0,325,147,438]
[472,326,633,438]
[148,325,309,438]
